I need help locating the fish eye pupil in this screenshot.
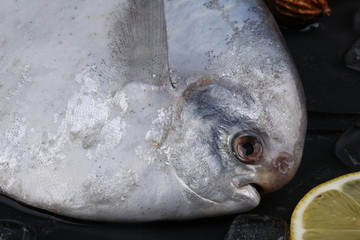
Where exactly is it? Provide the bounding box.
[240,142,254,156]
[232,134,263,164]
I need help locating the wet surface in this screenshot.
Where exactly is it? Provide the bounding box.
[1,0,360,239]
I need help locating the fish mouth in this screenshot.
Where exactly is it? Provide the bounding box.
[231,176,265,195]
[232,183,262,203]
[249,183,265,195]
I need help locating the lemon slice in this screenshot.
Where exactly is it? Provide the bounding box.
[290,172,360,240]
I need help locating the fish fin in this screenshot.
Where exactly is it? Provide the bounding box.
[111,0,172,87]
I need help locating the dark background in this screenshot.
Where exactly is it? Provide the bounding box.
[1,1,359,239]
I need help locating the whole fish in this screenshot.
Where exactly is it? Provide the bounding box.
[0,0,306,221]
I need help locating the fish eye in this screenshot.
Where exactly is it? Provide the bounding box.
[232,134,262,164]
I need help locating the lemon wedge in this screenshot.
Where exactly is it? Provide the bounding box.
[290,172,360,240]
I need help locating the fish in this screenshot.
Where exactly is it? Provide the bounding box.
[0,0,306,221]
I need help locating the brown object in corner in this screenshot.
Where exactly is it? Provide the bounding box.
[264,0,331,27]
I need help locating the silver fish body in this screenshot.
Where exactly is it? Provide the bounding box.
[0,0,306,221]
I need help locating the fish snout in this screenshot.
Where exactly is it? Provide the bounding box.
[255,151,298,194]
[231,152,298,195]
[273,152,295,175]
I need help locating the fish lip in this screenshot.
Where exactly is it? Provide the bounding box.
[231,175,265,195]
[231,182,261,203]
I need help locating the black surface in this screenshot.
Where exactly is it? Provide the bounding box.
[1,1,360,239]
[344,38,360,71]
[224,215,288,240]
[335,126,360,172]
[284,0,360,115]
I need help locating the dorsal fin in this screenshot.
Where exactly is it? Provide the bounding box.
[111,0,171,87]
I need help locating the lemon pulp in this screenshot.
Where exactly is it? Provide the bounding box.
[290,172,360,240]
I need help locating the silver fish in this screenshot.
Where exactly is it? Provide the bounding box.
[0,0,306,221]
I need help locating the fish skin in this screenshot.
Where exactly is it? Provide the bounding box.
[0,0,306,221]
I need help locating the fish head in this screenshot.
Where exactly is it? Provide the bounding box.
[162,0,307,217]
[168,74,306,216]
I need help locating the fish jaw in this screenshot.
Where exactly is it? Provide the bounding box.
[182,184,261,218]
